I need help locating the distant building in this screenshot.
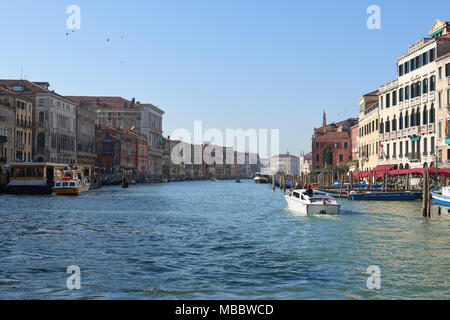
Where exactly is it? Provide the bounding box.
[67,96,164,178]
[312,114,358,169]
[299,151,312,174]
[272,152,300,175]
[350,124,359,164]
[76,104,97,166]
[436,51,450,167]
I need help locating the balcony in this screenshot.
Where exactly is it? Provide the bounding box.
[16,143,25,150]
[390,132,397,140]
[411,97,421,107]
[421,125,427,134]
[379,134,384,141]
[429,91,435,102]
[428,123,435,133]
[409,127,419,136]
[422,94,428,103]
[399,102,403,110]
[407,152,421,162]
[384,133,390,140]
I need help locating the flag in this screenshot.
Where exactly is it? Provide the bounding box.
[379,142,386,159]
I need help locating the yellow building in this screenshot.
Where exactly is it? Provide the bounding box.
[0,88,33,162]
[358,91,380,171]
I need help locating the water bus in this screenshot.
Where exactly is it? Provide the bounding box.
[6,162,68,194]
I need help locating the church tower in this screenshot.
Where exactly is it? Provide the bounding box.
[322,111,327,127]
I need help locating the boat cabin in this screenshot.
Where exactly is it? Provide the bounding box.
[6,162,68,194]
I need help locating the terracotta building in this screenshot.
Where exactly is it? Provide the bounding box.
[312,115,358,169]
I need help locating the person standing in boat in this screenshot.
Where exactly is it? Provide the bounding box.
[306,185,313,197]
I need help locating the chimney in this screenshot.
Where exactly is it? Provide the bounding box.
[131,98,135,105]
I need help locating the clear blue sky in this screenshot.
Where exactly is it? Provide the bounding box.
[1,0,449,156]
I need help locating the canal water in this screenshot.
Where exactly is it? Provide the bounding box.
[0,180,449,299]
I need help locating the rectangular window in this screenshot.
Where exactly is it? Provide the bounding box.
[439,121,443,139]
[439,92,442,109]
[393,143,396,158]
[399,64,403,76]
[386,93,390,108]
[399,141,403,156]
[431,137,435,154]
[405,61,409,74]
[344,142,348,149]
[315,142,320,149]
[415,56,420,69]
[393,91,397,106]
[339,155,344,162]
[446,63,450,77]
[422,52,428,66]
[405,141,409,156]
[410,58,415,71]
[429,48,435,62]
[380,95,384,109]
[316,154,320,162]
[439,67,442,80]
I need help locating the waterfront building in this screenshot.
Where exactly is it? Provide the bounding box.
[358,91,379,171]
[0,88,34,162]
[95,126,148,180]
[350,124,359,164]
[67,96,164,179]
[435,51,450,166]
[272,152,300,175]
[0,101,15,172]
[76,104,97,166]
[311,117,358,169]
[0,80,78,164]
[378,20,450,169]
[299,151,312,174]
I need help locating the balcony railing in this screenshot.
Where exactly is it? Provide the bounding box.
[409,127,419,136]
[16,143,25,150]
[428,123,435,133]
[407,152,421,162]
[429,91,435,101]
[390,132,397,140]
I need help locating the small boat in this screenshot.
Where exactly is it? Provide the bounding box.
[284,189,341,216]
[254,174,269,184]
[431,187,450,206]
[348,190,422,201]
[53,169,90,195]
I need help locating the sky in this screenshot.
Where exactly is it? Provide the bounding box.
[1,0,449,157]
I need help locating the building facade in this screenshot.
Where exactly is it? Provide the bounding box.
[312,117,358,169]
[141,104,164,179]
[436,51,450,166]
[76,104,97,166]
[0,88,33,162]
[271,153,300,175]
[378,20,450,169]
[0,80,78,164]
[0,102,15,170]
[358,91,379,171]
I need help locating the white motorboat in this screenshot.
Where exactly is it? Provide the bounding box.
[284,189,341,216]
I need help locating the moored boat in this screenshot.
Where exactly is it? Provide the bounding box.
[348,190,422,201]
[53,169,90,195]
[284,189,341,216]
[6,162,68,194]
[431,187,450,206]
[254,174,269,184]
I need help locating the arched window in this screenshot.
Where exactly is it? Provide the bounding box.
[399,113,403,130]
[380,119,384,134]
[430,75,436,91]
[416,108,421,126]
[423,106,428,125]
[410,110,415,127]
[405,111,409,128]
[39,111,44,123]
[416,81,421,97]
[386,117,390,133]
[430,104,435,123]
[392,116,397,131]
[411,83,416,98]
[399,88,404,102]
[423,78,428,94]
[405,85,409,100]
[37,133,45,148]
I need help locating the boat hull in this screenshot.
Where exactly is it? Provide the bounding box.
[349,191,421,201]
[284,196,340,216]
[53,186,89,195]
[6,185,53,195]
[431,190,450,206]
